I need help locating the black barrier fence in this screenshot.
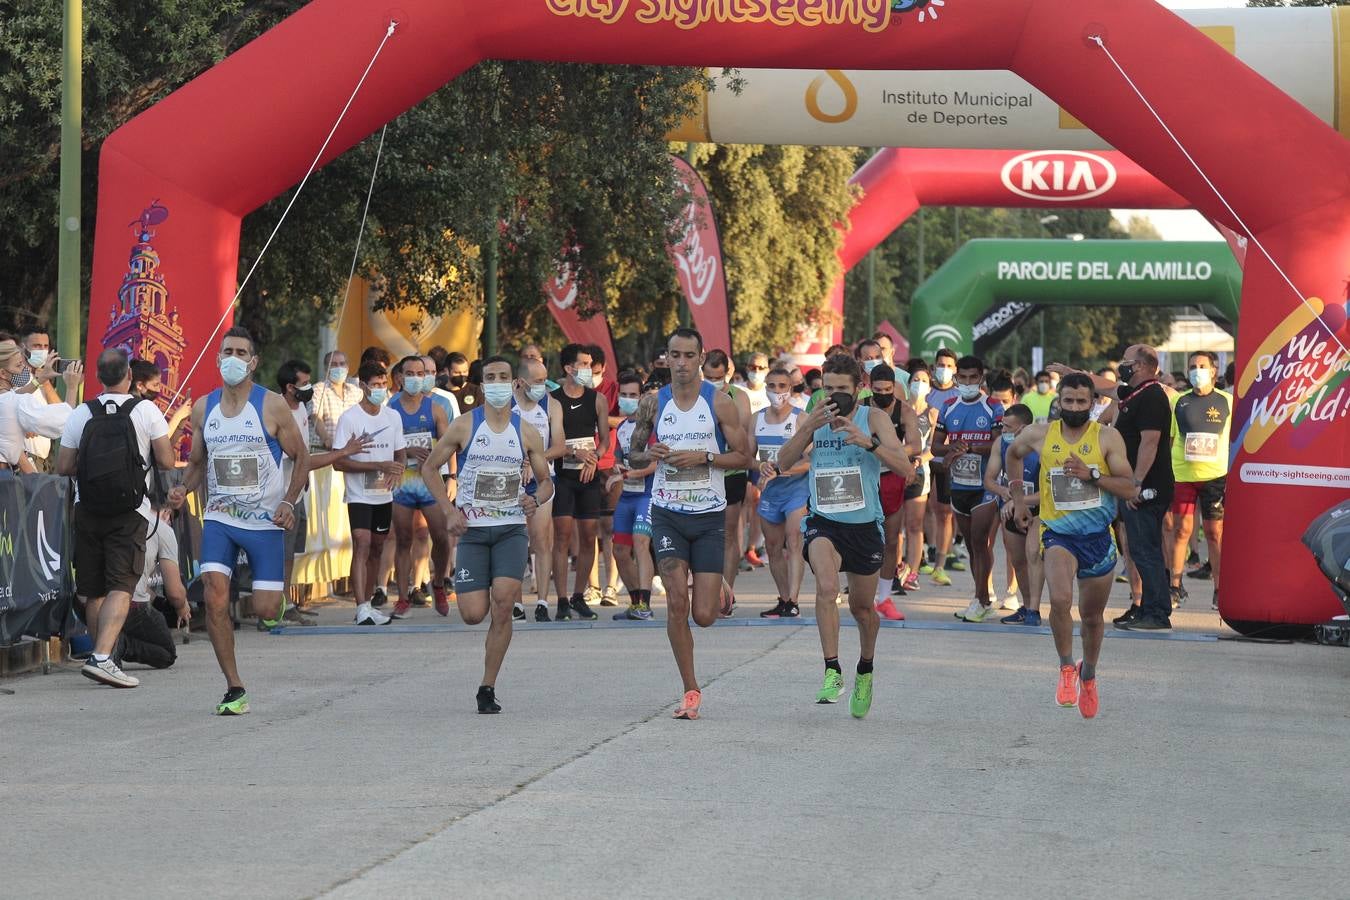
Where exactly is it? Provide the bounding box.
[0,473,73,645]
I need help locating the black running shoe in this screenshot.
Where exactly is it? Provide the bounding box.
[535,604,551,623]
[1170,584,1188,609]
[1120,616,1172,631]
[1211,590,1219,611]
[1113,605,1142,626]
[371,587,388,609]
[555,599,572,621]
[476,685,501,714]
[781,600,801,618]
[761,598,787,618]
[569,594,598,620]
[891,577,906,596]
[1187,562,1212,581]
[512,605,526,622]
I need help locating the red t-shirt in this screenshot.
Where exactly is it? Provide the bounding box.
[597,379,619,469]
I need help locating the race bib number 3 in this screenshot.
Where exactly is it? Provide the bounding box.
[951,452,982,488]
[212,454,261,495]
[1048,467,1102,511]
[1184,432,1220,463]
[473,467,522,508]
[814,466,866,514]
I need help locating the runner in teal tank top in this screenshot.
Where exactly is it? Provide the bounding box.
[776,353,914,720]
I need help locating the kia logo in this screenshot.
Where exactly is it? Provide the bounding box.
[1000,151,1117,202]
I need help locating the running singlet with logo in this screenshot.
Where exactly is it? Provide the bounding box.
[1170,389,1231,483]
[939,396,1004,491]
[927,383,960,414]
[551,386,599,474]
[393,395,437,496]
[754,408,806,497]
[455,408,527,527]
[808,405,882,526]
[203,385,284,530]
[1038,420,1116,535]
[999,433,1040,496]
[513,395,553,478]
[616,418,654,495]
[651,381,727,514]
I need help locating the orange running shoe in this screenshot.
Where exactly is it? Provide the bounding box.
[1056,663,1079,708]
[1077,663,1098,719]
[673,689,702,720]
[434,581,451,617]
[876,598,905,621]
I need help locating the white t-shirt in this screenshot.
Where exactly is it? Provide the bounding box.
[0,389,74,466]
[60,393,170,522]
[284,402,310,503]
[133,518,180,605]
[333,403,406,505]
[743,384,769,415]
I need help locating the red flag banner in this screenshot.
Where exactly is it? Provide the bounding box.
[669,155,734,356]
[544,263,618,373]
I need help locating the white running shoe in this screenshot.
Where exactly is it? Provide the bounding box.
[81,656,139,688]
[651,576,666,596]
[962,602,999,624]
[955,597,984,620]
[1002,593,1022,611]
[355,601,392,626]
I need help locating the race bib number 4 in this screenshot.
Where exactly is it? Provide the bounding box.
[951,452,982,488]
[1184,432,1220,463]
[212,453,261,495]
[473,467,522,508]
[1048,467,1102,511]
[814,466,865,515]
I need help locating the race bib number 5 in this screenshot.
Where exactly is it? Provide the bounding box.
[212,453,261,495]
[814,466,865,514]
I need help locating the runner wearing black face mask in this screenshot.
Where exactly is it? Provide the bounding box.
[865,365,921,618]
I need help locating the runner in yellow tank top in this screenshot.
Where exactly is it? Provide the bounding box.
[1005,373,1137,720]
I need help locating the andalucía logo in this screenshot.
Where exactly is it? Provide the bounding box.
[1000,151,1118,202]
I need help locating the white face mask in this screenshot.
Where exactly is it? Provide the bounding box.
[767,390,789,408]
[1036,382,1051,394]
[573,366,594,388]
[328,366,348,385]
[483,383,513,408]
[934,366,954,386]
[957,383,982,401]
[747,370,765,386]
[27,349,48,369]
[219,356,249,387]
[527,383,548,402]
[402,375,424,395]
[863,359,881,375]
[911,381,930,400]
[368,387,389,405]
[1189,368,1213,390]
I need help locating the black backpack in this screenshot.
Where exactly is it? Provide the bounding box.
[75,397,149,515]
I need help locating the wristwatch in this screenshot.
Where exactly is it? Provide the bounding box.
[866,434,881,453]
[706,450,715,464]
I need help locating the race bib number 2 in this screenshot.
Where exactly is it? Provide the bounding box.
[814,466,865,514]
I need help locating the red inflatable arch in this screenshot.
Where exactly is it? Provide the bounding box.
[829,148,1190,339]
[88,0,1350,629]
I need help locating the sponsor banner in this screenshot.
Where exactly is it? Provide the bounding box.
[543,263,619,375]
[1239,462,1350,488]
[971,301,1039,352]
[0,474,71,644]
[689,10,1335,149]
[669,155,734,356]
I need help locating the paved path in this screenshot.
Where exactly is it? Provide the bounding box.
[5,563,1347,899]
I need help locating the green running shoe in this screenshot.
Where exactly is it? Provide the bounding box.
[850,672,873,719]
[918,562,935,575]
[816,669,844,704]
[261,597,289,630]
[930,569,953,587]
[945,553,967,572]
[216,687,249,716]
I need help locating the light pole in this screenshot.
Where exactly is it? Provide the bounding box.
[57,0,82,390]
[1034,215,1058,366]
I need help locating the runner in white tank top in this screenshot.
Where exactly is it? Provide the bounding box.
[512,358,556,620]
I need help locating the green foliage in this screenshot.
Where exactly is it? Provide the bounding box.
[685,142,858,358]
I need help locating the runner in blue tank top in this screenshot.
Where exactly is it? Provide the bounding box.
[983,403,1044,627]
[751,366,811,620]
[776,353,914,720]
[933,356,1006,623]
[390,355,452,619]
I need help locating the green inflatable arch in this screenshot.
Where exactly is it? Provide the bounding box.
[910,240,1242,358]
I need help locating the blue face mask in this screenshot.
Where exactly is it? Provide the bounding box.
[527,384,548,402]
[483,383,514,408]
[402,375,424,395]
[27,349,48,369]
[328,366,348,385]
[368,387,389,405]
[619,396,640,416]
[219,356,249,387]
[863,359,881,374]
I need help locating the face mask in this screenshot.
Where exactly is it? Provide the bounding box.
[618,397,640,416]
[872,392,894,408]
[368,387,389,405]
[404,375,426,395]
[863,359,881,375]
[328,366,348,385]
[294,385,314,404]
[27,349,48,369]
[573,367,594,388]
[449,374,467,388]
[219,356,249,387]
[1002,431,1017,444]
[911,382,930,400]
[483,383,513,408]
[1036,382,1051,395]
[527,384,548,402]
[934,366,954,386]
[768,391,789,408]
[828,391,856,418]
[1117,363,1137,384]
[957,383,981,401]
[141,389,161,403]
[748,370,765,386]
[1060,408,1091,429]
[1189,368,1212,390]
[436,373,450,390]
